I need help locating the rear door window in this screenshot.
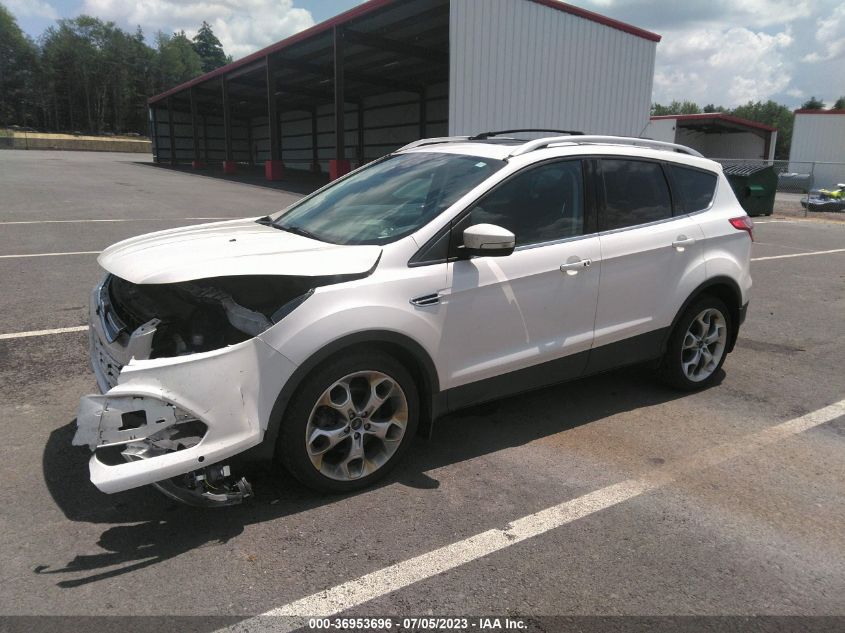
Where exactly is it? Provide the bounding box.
[670,164,718,212]
[599,159,673,231]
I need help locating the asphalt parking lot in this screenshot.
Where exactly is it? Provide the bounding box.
[0,150,843,631]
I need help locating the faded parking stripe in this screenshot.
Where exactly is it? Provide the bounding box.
[226,398,845,632]
[0,251,101,259]
[0,325,89,340]
[0,217,238,225]
[752,248,845,261]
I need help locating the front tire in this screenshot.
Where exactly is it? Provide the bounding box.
[658,295,732,391]
[277,350,419,493]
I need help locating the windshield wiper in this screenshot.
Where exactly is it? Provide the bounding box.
[256,217,325,242]
[278,224,323,242]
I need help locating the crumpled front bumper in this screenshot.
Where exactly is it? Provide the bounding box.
[74,283,297,494]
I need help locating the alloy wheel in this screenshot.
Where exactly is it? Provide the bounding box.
[681,308,727,382]
[305,370,409,481]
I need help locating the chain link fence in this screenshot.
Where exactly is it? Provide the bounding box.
[715,159,845,217]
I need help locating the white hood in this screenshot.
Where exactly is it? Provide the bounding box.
[98,218,382,284]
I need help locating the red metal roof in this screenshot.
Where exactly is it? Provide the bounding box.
[528,0,660,42]
[149,0,661,105]
[148,0,396,105]
[650,113,777,133]
[794,109,845,115]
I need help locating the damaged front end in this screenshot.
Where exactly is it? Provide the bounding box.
[74,274,310,506]
[76,393,252,506]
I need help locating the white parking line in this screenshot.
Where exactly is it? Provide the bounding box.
[751,248,845,262]
[226,399,845,632]
[0,217,238,225]
[0,325,88,340]
[0,251,101,259]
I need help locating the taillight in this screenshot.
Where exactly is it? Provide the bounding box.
[729,216,754,241]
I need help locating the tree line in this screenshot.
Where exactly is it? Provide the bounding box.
[651,96,845,160]
[0,3,229,135]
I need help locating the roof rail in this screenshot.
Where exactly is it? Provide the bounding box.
[397,136,470,152]
[469,128,583,140]
[508,135,704,158]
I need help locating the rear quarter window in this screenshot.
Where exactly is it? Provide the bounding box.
[670,165,718,212]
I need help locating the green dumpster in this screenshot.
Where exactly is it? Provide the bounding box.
[722,162,777,217]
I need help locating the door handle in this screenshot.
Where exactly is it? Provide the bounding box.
[672,236,696,251]
[560,258,591,275]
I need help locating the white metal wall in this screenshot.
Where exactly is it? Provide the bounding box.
[643,118,676,143]
[676,128,766,160]
[644,118,774,160]
[448,0,657,137]
[789,113,845,189]
[154,107,249,164]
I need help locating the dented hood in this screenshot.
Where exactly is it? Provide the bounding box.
[98,218,382,284]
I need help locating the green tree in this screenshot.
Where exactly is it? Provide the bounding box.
[41,16,119,132]
[650,100,701,116]
[156,30,203,91]
[731,100,793,160]
[800,96,824,109]
[39,16,158,134]
[833,96,845,110]
[0,4,40,127]
[192,21,227,73]
[703,103,726,113]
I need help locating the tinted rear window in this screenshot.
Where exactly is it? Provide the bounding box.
[600,159,672,230]
[670,165,718,212]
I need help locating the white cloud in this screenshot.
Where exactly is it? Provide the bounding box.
[81,0,315,59]
[802,3,845,62]
[652,25,795,106]
[4,0,58,20]
[582,0,813,30]
[710,0,812,28]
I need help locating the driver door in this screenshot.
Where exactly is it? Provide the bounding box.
[441,159,601,405]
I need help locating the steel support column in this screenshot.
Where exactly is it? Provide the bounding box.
[419,89,427,140]
[246,116,254,167]
[330,26,350,180]
[189,88,203,168]
[202,115,209,162]
[221,76,236,174]
[265,55,284,180]
[150,106,159,164]
[357,100,365,164]
[310,107,320,173]
[167,98,176,165]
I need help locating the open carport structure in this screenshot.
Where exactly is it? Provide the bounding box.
[147,0,660,181]
[645,113,778,161]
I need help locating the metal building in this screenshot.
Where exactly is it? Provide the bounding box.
[788,109,845,189]
[644,113,778,161]
[147,0,660,181]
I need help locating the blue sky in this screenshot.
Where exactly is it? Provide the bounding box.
[4,0,844,108]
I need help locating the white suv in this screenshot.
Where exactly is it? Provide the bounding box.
[73,133,753,505]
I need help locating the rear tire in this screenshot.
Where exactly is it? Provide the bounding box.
[658,295,732,391]
[277,349,419,493]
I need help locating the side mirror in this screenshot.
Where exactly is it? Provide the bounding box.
[461,223,515,258]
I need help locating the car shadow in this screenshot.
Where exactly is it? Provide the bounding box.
[37,366,721,588]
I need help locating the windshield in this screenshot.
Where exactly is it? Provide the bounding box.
[271,152,505,245]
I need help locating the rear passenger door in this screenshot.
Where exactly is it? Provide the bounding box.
[588,157,705,371]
